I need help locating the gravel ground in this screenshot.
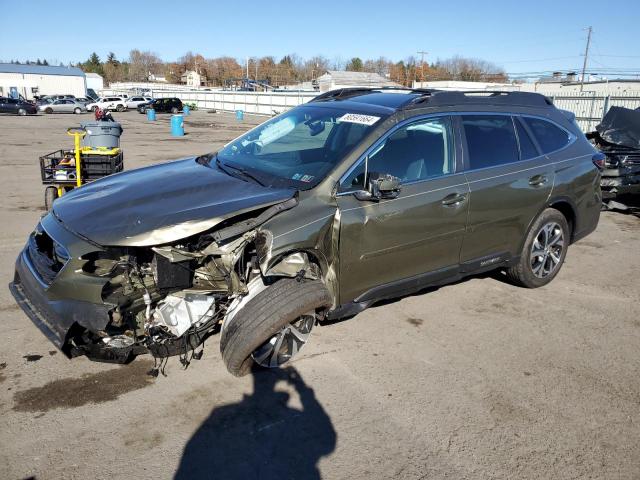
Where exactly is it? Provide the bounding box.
[0,110,638,480]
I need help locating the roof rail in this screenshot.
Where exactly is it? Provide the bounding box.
[405,90,553,109]
[310,86,438,103]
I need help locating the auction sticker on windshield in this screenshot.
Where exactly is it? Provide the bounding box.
[337,113,380,126]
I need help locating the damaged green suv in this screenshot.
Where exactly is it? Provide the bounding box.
[10,89,602,376]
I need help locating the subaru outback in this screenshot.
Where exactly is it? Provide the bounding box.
[10,88,601,376]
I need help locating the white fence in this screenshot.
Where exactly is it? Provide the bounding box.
[101,85,640,131]
[152,90,318,116]
[547,92,640,132]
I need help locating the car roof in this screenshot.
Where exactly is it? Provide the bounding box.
[309,88,553,113]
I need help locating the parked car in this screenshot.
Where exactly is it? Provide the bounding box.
[38,98,87,114]
[86,96,128,112]
[0,97,37,115]
[126,96,153,110]
[41,94,76,101]
[74,97,93,106]
[10,88,602,377]
[137,97,182,114]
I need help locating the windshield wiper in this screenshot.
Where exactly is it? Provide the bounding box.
[218,160,267,187]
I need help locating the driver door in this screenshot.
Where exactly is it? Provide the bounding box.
[336,116,470,304]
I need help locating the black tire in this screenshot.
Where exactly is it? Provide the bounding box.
[505,208,569,288]
[116,104,124,112]
[220,279,332,377]
[17,108,26,116]
[45,107,53,114]
[44,187,58,211]
[73,107,81,114]
[171,107,179,114]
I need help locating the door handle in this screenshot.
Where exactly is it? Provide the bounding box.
[529,175,548,187]
[442,193,467,207]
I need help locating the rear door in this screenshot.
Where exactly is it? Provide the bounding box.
[337,115,469,303]
[0,97,7,113]
[459,114,554,268]
[6,98,20,113]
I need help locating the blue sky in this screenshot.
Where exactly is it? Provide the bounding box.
[1,0,639,78]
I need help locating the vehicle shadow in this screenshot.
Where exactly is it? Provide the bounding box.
[174,366,336,480]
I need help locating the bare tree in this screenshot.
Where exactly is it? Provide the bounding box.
[128,49,162,82]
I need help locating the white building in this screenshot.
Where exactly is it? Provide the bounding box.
[518,78,640,95]
[0,63,86,100]
[148,73,167,83]
[181,70,207,87]
[85,72,103,93]
[412,80,519,91]
[317,71,399,92]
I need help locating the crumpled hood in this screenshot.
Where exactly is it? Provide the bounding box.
[53,157,295,247]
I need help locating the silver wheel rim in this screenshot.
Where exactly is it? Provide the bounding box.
[530,222,564,278]
[251,312,315,368]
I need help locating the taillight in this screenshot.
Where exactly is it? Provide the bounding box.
[592,152,606,170]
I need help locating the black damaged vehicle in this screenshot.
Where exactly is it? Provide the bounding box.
[10,88,602,376]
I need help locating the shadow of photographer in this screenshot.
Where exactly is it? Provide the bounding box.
[174,366,336,480]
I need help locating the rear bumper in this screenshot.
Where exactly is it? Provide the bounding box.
[9,247,111,356]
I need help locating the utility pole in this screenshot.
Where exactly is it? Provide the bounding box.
[580,26,592,92]
[417,50,428,85]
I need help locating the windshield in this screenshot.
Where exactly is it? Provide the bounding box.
[217,105,384,189]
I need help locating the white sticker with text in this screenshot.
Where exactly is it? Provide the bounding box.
[337,113,380,126]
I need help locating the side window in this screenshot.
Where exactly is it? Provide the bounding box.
[515,117,540,160]
[462,115,519,169]
[522,117,571,154]
[341,117,454,191]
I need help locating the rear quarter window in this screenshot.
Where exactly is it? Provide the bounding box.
[523,117,572,154]
[462,115,519,169]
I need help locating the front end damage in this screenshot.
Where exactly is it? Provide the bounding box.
[9,196,326,366]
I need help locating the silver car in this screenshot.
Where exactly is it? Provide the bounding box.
[38,99,87,114]
[125,96,153,109]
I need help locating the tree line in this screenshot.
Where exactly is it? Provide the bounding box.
[14,51,509,87]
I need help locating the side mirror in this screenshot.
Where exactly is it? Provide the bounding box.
[353,172,401,202]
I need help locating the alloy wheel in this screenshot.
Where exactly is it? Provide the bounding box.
[251,312,315,368]
[530,222,564,278]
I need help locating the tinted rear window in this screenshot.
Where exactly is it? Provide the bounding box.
[523,117,571,154]
[462,115,519,169]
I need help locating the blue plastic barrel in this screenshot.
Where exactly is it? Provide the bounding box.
[236,109,244,121]
[183,105,190,116]
[147,108,156,121]
[171,115,184,136]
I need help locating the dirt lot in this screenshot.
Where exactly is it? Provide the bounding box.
[0,110,639,480]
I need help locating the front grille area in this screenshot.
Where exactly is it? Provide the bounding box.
[26,226,69,285]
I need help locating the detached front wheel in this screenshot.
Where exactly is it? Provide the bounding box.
[220,278,331,377]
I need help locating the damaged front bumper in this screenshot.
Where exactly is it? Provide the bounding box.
[8,214,130,360]
[10,251,111,354]
[8,196,313,366]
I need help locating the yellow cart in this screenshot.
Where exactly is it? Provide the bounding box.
[40,127,124,211]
